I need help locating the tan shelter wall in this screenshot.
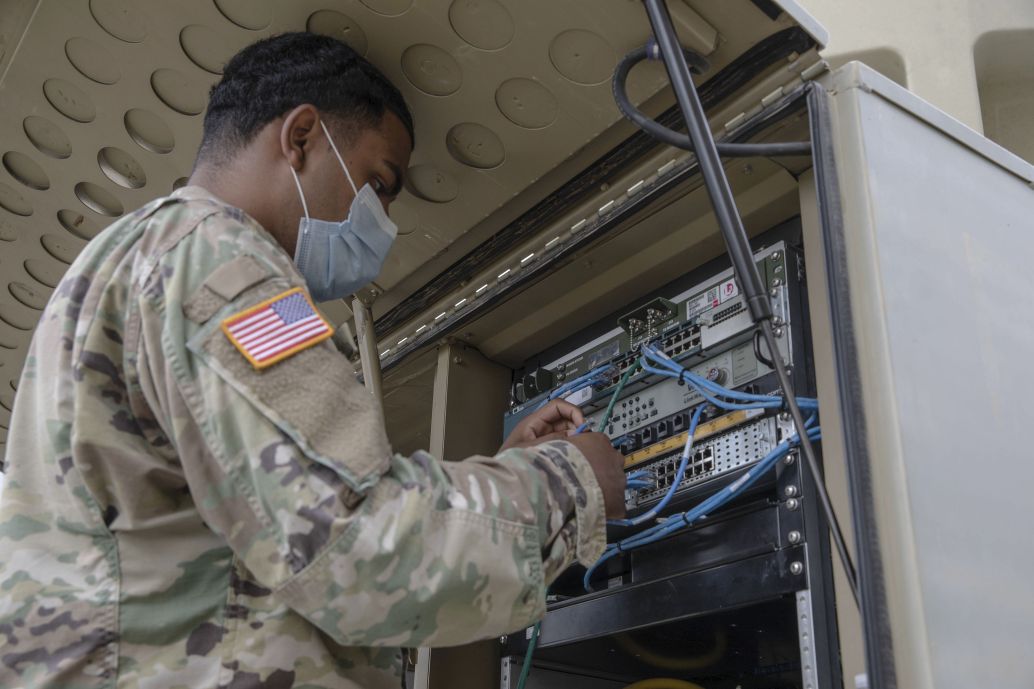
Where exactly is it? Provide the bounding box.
[802,0,1034,161]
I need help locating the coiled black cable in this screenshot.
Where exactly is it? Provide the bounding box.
[612,43,812,157]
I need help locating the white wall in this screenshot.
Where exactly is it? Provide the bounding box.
[801,0,1034,161]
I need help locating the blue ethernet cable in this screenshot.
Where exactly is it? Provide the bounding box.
[607,404,706,528]
[583,425,821,591]
[536,364,617,410]
[638,344,818,411]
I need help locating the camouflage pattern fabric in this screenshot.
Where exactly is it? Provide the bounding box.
[0,186,605,688]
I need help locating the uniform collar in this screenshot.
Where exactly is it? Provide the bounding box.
[171,184,230,205]
[169,185,290,260]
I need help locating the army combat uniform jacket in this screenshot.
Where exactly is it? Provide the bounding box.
[0,187,605,688]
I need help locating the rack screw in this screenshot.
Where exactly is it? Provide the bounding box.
[786,498,800,511]
[790,561,804,575]
[784,485,799,497]
[788,530,802,544]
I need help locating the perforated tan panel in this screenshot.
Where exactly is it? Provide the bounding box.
[0,0,731,439]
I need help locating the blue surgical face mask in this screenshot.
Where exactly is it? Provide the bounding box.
[290,120,398,302]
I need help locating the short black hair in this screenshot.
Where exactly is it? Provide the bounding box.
[198,32,414,162]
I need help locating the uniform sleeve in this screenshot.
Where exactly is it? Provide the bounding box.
[135,222,606,648]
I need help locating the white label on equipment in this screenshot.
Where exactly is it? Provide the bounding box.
[564,386,592,406]
[718,278,739,303]
[685,293,711,319]
[706,286,721,308]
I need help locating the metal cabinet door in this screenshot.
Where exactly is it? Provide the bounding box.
[817,62,1034,689]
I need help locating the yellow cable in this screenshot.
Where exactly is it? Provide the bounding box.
[622,679,707,689]
[613,629,727,671]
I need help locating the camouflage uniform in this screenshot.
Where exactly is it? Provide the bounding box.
[0,187,605,688]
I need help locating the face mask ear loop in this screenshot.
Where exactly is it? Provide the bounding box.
[289,165,310,221]
[320,119,359,196]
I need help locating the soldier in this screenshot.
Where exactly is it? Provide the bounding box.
[0,33,626,688]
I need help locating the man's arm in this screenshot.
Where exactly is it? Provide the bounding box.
[136,223,607,647]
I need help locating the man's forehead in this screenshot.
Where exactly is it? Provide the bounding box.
[376,110,414,157]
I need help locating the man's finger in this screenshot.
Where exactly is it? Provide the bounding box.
[523,417,552,439]
[501,430,569,451]
[528,430,568,444]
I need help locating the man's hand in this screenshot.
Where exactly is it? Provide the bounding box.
[499,400,626,518]
[499,399,585,451]
[563,432,627,519]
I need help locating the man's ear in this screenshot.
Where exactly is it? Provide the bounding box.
[280,105,320,173]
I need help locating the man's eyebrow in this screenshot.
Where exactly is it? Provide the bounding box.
[385,161,404,196]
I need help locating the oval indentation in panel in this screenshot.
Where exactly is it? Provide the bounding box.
[390,201,418,236]
[98,147,146,189]
[65,36,121,84]
[307,10,368,55]
[446,123,504,169]
[23,116,72,159]
[448,0,514,50]
[9,281,49,310]
[43,78,97,123]
[549,30,616,85]
[0,326,19,350]
[180,24,244,75]
[360,0,413,16]
[496,78,558,129]
[172,176,189,192]
[406,165,458,203]
[151,69,206,116]
[90,0,147,42]
[41,234,84,265]
[0,183,32,216]
[401,44,462,96]
[124,108,175,154]
[2,152,50,191]
[214,0,272,30]
[0,216,21,241]
[24,258,66,289]
[0,301,38,331]
[75,182,123,217]
[57,209,101,240]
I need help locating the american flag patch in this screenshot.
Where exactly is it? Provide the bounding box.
[221,288,332,369]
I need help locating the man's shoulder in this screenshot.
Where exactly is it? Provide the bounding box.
[137,188,293,295]
[144,188,276,254]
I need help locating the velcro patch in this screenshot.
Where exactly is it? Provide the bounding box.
[221,288,332,370]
